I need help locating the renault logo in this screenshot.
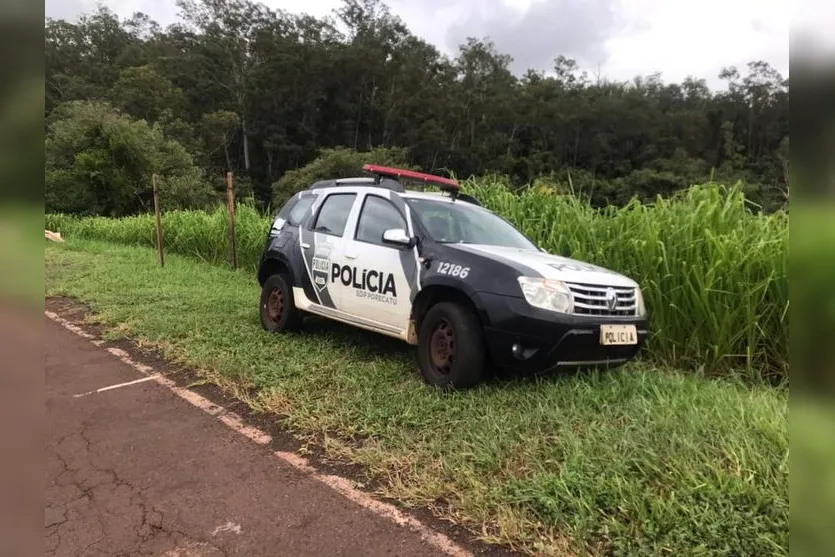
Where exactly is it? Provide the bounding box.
[605,288,618,311]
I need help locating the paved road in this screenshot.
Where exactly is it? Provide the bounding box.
[45,317,454,556]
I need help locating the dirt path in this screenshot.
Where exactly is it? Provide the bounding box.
[45,314,473,556]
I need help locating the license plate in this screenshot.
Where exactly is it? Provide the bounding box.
[599,324,638,346]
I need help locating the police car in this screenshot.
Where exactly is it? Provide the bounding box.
[257,164,649,388]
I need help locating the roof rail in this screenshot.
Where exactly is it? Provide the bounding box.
[308,177,405,193]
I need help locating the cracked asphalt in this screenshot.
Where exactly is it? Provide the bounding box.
[45,317,447,556]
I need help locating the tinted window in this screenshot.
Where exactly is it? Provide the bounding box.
[407,198,537,249]
[313,193,356,237]
[356,195,406,245]
[287,196,314,226]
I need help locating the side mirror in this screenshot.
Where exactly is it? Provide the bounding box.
[382,228,414,248]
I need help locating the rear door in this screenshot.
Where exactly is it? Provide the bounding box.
[298,191,359,310]
[339,192,418,332]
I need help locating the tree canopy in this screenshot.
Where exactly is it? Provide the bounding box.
[45,100,213,215]
[45,0,790,215]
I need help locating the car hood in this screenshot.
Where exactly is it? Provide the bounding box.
[448,244,639,288]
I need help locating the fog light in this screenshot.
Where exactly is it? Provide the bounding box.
[512,343,523,358]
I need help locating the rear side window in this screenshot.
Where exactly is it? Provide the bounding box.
[313,193,356,237]
[356,195,406,246]
[276,194,315,227]
[287,196,314,226]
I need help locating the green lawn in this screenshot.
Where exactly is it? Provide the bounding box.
[45,239,788,556]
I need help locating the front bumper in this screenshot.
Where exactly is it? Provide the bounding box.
[478,292,650,371]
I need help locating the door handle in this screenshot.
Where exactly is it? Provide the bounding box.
[301,242,311,249]
[345,252,357,260]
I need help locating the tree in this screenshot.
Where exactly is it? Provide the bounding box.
[110,65,185,122]
[199,110,240,170]
[44,3,790,213]
[176,0,276,171]
[45,101,213,216]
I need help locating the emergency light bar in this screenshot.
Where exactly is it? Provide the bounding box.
[362,164,460,191]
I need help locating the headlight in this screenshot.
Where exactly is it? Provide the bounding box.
[635,287,647,317]
[517,277,573,314]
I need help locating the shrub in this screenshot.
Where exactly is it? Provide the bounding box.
[45,100,208,216]
[271,146,414,209]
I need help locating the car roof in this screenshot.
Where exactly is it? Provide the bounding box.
[401,190,450,201]
[308,177,404,193]
[302,178,483,207]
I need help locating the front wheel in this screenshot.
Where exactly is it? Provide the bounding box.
[417,301,486,388]
[260,273,302,333]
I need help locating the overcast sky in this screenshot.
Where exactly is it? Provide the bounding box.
[46,0,823,90]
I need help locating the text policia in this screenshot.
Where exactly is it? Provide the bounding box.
[333,263,398,304]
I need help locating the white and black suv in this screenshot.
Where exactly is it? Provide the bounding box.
[257,165,649,388]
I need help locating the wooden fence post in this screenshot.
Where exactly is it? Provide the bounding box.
[226,171,238,270]
[152,174,165,267]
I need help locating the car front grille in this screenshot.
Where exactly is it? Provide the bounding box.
[566,282,637,317]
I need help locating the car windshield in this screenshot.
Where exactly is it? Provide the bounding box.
[406,198,538,250]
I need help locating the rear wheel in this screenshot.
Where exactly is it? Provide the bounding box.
[260,273,302,333]
[417,301,485,388]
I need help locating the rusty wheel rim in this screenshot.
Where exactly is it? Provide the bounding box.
[429,319,455,375]
[266,287,284,323]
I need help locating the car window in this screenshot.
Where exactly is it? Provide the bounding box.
[312,193,356,237]
[286,196,315,226]
[355,195,406,246]
[407,198,538,249]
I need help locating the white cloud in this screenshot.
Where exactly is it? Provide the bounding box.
[793,0,835,55]
[603,0,789,88]
[45,0,85,21]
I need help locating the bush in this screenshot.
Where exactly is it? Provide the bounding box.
[45,100,209,216]
[271,146,414,209]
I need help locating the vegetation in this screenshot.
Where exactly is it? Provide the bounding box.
[42,2,792,552]
[46,0,790,216]
[46,177,788,381]
[45,240,789,556]
[272,146,414,207]
[45,100,215,215]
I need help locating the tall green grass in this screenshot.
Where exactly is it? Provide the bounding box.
[465,179,788,382]
[46,202,269,271]
[45,181,788,381]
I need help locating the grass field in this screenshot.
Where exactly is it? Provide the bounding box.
[45,239,788,556]
[45,181,788,382]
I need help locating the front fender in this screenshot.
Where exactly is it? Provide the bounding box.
[417,275,494,328]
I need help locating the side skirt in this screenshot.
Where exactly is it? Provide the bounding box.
[293,287,410,343]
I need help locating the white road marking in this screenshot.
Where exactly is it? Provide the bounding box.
[45,310,472,557]
[211,521,243,536]
[274,450,471,556]
[73,374,161,398]
[45,311,96,339]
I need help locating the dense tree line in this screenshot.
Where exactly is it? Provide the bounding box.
[45,0,790,215]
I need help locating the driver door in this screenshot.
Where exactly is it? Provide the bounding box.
[339,193,417,332]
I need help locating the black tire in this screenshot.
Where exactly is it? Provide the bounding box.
[417,301,486,388]
[259,273,302,333]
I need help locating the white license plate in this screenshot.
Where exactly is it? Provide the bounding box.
[599,324,638,346]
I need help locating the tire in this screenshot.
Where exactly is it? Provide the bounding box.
[259,273,302,333]
[417,301,486,388]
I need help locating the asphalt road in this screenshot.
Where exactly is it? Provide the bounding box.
[45,316,456,556]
